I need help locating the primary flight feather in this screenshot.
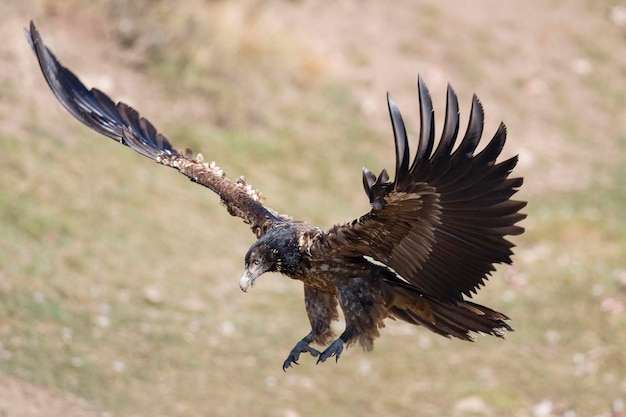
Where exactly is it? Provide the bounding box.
[26,21,526,370]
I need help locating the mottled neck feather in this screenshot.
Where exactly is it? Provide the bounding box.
[260,226,303,275]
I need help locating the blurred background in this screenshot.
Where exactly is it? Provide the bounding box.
[1,0,625,416]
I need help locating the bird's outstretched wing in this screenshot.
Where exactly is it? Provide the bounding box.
[25,21,284,237]
[319,76,526,302]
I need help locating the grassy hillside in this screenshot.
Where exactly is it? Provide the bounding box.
[1,0,626,416]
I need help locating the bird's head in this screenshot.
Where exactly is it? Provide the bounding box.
[239,227,302,292]
[239,242,280,292]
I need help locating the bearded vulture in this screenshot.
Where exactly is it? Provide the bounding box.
[25,21,526,370]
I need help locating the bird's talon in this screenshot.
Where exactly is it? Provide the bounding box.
[316,339,344,365]
[307,348,320,358]
[283,341,321,371]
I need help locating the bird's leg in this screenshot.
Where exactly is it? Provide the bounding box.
[317,326,356,364]
[282,285,338,371]
[315,275,386,366]
[283,331,322,371]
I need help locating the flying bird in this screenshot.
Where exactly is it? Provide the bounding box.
[26,21,526,370]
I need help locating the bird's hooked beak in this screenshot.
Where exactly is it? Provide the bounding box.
[239,262,264,292]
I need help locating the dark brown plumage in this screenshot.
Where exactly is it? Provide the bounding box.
[26,21,526,370]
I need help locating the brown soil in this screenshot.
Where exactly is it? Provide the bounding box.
[0,372,100,417]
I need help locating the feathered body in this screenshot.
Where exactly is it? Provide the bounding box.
[26,22,526,370]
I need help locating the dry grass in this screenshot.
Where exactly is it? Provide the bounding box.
[1,0,626,416]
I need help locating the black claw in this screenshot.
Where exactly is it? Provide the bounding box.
[282,341,321,371]
[282,359,298,371]
[316,339,344,365]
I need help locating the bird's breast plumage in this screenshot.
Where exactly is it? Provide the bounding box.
[293,249,376,294]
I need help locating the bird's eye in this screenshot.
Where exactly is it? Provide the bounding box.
[254,259,261,266]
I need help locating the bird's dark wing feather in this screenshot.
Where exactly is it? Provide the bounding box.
[320,76,526,302]
[25,21,284,237]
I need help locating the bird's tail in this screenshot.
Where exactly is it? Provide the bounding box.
[385,280,513,341]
